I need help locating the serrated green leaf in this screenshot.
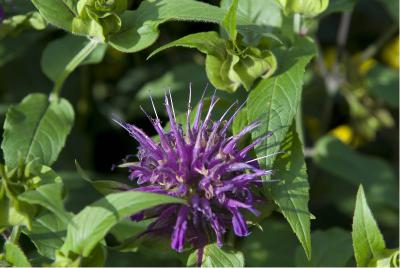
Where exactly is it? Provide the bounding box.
[41,35,107,82]
[247,37,316,168]
[60,191,185,257]
[18,182,72,225]
[187,243,244,267]
[4,241,32,267]
[109,0,234,53]
[2,93,74,168]
[269,124,311,260]
[23,212,67,259]
[352,185,386,267]
[295,228,353,267]
[148,31,225,59]
[221,0,238,41]
[314,136,398,209]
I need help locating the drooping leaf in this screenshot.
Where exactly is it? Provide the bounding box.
[4,241,32,267]
[187,243,244,267]
[41,34,107,82]
[109,0,238,53]
[269,124,311,260]
[2,93,74,168]
[18,182,72,225]
[295,228,353,267]
[23,212,67,259]
[314,136,398,209]
[352,185,386,267]
[148,31,225,60]
[247,37,316,168]
[60,191,185,257]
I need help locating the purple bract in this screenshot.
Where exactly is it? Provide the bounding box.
[118,89,273,255]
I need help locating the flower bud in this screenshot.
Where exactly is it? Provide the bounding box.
[278,0,329,17]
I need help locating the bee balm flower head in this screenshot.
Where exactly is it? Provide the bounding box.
[117,88,273,255]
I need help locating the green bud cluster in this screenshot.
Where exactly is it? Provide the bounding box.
[73,0,127,41]
[278,0,329,17]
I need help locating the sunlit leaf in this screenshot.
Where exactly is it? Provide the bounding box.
[187,243,244,267]
[352,185,386,267]
[60,191,185,257]
[2,93,74,168]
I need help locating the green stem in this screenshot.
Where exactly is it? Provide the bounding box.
[50,38,99,100]
[9,226,21,244]
[293,13,302,35]
[293,13,305,143]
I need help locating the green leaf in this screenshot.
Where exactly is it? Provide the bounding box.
[352,185,386,267]
[109,0,233,53]
[41,35,107,82]
[23,212,67,259]
[187,243,244,267]
[295,228,353,267]
[232,108,248,135]
[365,63,399,108]
[313,136,398,208]
[75,161,130,195]
[0,11,47,39]
[18,182,72,225]
[109,219,151,244]
[269,124,311,260]
[60,191,185,257]
[31,0,77,32]
[4,241,32,267]
[148,31,225,59]
[220,0,283,44]
[221,0,238,41]
[2,93,74,168]
[374,249,400,267]
[247,37,316,168]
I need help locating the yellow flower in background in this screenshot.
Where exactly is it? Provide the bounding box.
[323,47,337,71]
[358,58,376,76]
[330,125,353,145]
[381,36,399,69]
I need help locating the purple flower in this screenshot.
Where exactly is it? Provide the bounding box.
[118,89,273,256]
